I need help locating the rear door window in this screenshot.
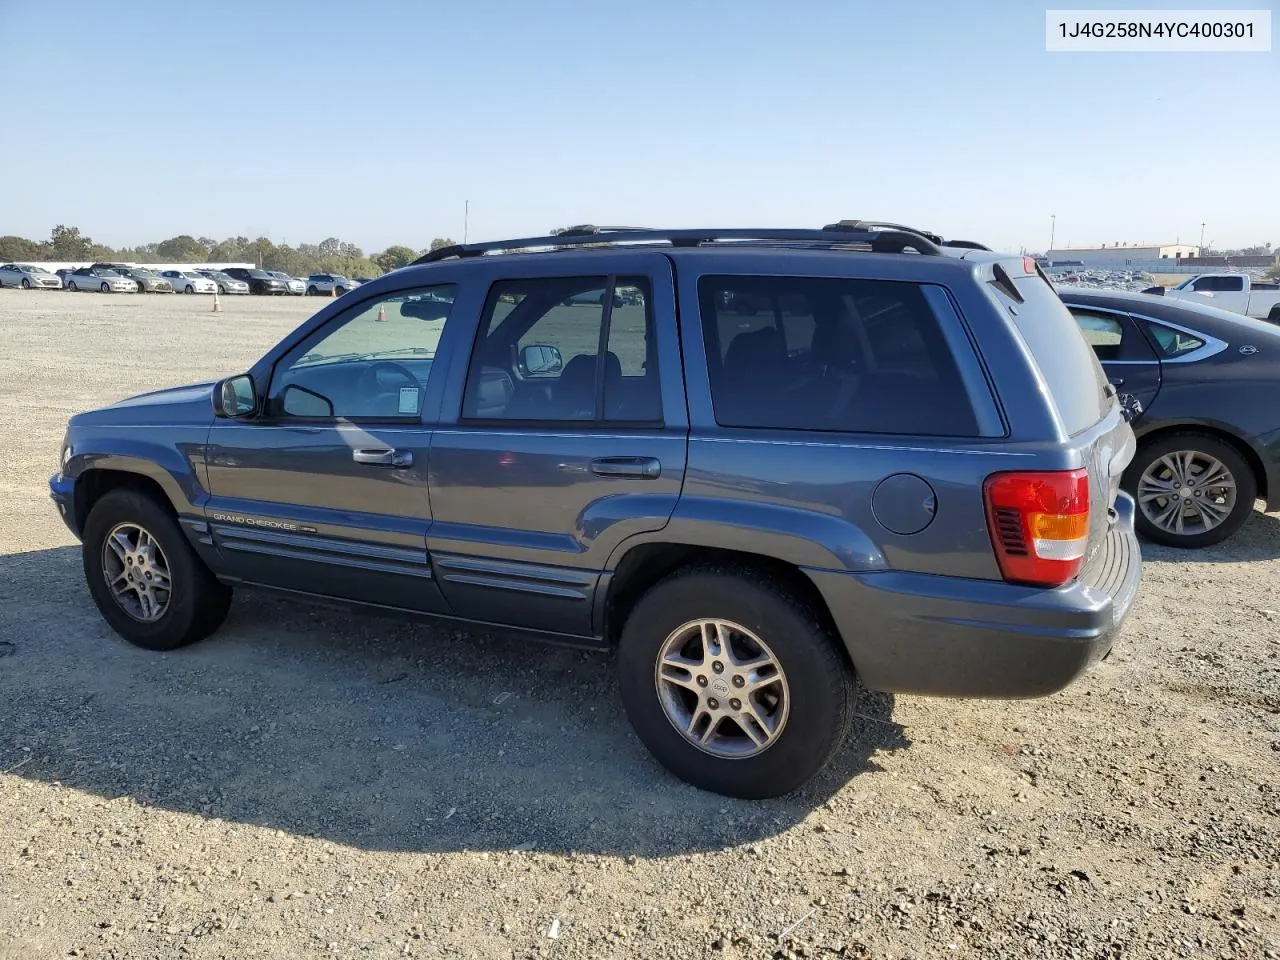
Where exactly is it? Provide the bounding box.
[697,276,981,436]
[1067,307,1160,363]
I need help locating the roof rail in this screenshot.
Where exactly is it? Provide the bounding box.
[412,224,944,265]
[823,220,990,251]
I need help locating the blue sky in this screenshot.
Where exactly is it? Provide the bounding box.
[1,0,1274,254]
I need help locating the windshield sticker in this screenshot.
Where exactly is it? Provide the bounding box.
[399,386,420,415]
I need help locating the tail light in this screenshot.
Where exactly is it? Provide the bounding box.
[983,469,1090,587]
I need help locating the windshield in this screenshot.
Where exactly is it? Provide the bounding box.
[24,265,50,274]
[181,272,202,279]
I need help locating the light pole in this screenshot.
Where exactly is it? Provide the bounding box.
[1049,214,1056,255]
[1200,222,1206,254]
[464,199,470,244]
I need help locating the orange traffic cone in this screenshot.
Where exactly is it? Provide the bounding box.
[330,285,337,298]
[376,304,386,322]
[212,290,222,314]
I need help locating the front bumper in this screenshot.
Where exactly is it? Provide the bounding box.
[810,493,1143,699]
[49,472,80,539]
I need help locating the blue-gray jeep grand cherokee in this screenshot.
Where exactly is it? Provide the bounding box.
[50,222,1143,799]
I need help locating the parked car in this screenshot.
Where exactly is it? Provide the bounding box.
[117,267,173,294]
[265,270,305,295]
[197,270,250,295]
[158,270,217,294]
[306,273,356,296]
[1059,285,1280,548]
[49,223,1142,800]
[0,263,63,289]
[65,266,138,293]
[1147,273,1280,323]
[221,268,288,296]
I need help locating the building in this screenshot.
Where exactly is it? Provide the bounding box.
[1045,242,1200,268]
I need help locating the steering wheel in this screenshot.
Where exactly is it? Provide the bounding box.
[356,361,420,413]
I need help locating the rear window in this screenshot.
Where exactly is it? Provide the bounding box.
[698,275,980,436]
[1009,274,1111,435]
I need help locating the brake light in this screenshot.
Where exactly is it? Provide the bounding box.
[983,469,1090,587]
[1023,256,1038,274]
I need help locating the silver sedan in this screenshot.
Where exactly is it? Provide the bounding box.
[0,263,63,289]
[65,267,139,293]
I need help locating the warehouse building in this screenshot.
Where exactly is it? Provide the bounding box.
[1045,242,1200,267]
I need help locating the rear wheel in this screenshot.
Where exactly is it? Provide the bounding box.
[1267,305,1280,325]
[616,566,854,799]
[68,281,78,292]
[1124,432,1257,548]
[82,489,232,651]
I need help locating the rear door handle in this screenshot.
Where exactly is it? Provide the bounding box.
[590,456,661,479]
[353,447,413,468]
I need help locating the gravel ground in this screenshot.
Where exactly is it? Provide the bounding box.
[1,289,1278,960]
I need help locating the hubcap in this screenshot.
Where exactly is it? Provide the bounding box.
[1137,450,1236,537]
[101,522,172,622]
[654,619,790,759]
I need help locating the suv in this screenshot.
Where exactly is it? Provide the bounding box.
[222,267,288,296]
[49,223,1142,799]
[306,273,357,296]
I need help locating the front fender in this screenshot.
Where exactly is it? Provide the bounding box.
[63,432,210,530]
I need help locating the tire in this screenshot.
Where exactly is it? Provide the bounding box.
[81,488,232,651]
[68,281,78,292]
[1267,305,1280,326]
[218,284,226,295]
[184,284,194,294]
[1123,432,1257,548]
[616,566,854,799]
[21,278,31,289]
[100,282,110,293]
[307,286,318,296]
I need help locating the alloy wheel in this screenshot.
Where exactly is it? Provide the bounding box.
[654,618,790,759]
[1137,449,1237,538]
[101,522,172,622]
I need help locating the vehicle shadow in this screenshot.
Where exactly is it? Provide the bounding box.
[1140,505,1280,564]
[0,546,910,857]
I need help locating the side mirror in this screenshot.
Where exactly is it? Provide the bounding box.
[519,343,564,376]
[212,374,258,418]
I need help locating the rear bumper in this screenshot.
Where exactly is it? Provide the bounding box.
[809,493,1142,699]
[49,472,81,539]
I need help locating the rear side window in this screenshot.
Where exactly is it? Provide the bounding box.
[1009,274,1111,435]
[1145,322,1205,358]
[697,276,980,436]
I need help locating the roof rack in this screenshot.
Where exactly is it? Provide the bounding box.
[413,222,945,265]
[823,220,991,251]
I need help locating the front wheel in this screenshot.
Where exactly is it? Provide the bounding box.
[1124,433,1257,548]
[68,281,78,292]
[21,278,31,289]
[616,567,855,799]
[100,282,110,293]
[218,284,226,295]
[184,285,194,294]
[307,286,318,296]
[82,489,232,650]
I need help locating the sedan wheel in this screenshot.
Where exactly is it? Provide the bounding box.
[1126,434,1257,548]
[185,285,194,294]
[68,281,78,292]
[307,286,318,296]
[21,278,31,289]
[100,282,110,293]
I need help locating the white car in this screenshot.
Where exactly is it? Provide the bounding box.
[0,263,63,289]
[160,270,218,294]
[306,273,358,296]
[65,267,138,293]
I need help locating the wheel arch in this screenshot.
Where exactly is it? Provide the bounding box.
[597,542,849,667]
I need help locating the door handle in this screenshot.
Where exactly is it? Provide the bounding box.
[1109,377,1125,386]
[352,447,413,468]
[590,456,661,479]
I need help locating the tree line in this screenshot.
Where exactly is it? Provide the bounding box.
[0,226,456,278]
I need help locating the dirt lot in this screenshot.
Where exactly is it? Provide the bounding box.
[1,289,1278,960]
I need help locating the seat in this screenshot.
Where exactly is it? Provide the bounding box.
[554,352,621,420]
